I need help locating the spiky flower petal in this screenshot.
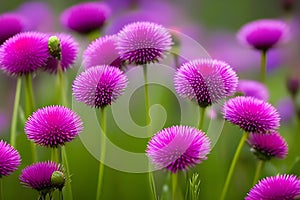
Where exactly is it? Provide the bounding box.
[146,125,211,173]
[0,140,21,177]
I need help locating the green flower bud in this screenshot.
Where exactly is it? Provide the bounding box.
[51,171,65,190]
[48,36,61,60]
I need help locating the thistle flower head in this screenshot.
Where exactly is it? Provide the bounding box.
[0,32,49,76]
[117,21,173,65]
[245,174,300,200]
[25,105,83,148]
[248,132,288,160]
[72,65,128,108]
[0,13,27,44]
[83,34,122,69]
[146,125,211,173]
[174,59,238,107]
[0,140,21,177]
[44,33,79,73]
[223,96,280,133]
[60,2,111,34]
[237,80,269,101]
[19,161,63,192]
[237,19,290,51]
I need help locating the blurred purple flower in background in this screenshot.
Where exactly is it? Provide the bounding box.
[25,105,83,148]
[146,125,211,173]
[0,13,27,44]
[83,35,122,69]
[245,174,300,200]
[0,140,21,177]
[16,2,54,32]
[247,132,288,160]
[117,21,173,65]
[174,59,238,107]
[0,32,49,76]
[277,97,295,123]
[44,33,79,74]
[237,19,290,51]
[61,2,111,34]
[72,65,128,108]
[237,80,269,101]
[223,96,280,133]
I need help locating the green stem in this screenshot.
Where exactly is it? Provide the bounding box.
[57,62,67,107]
[143,65,151,136]
[252,160,264,185]
[61,146,73,200]
[10,77,22,147]
[59,190,64,200]
[51,148,59,163]
[172,173,178,200]
[198,107,206,130]
[24,74,37,162]
[0,178,3,200]
[96,107,106,200]
[143,65,158,200]
[220,131,249,200]
[260,50,267,83]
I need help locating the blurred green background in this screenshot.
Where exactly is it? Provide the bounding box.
[1,0,300,199]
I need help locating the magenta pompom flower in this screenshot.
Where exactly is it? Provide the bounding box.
[237,80,269,101]
[223,96,280,133]
[45,33,79,73]
[83,34,122,69]
[174,59,238,107]
[25,105,83,148]
[146,125,211,173]
[72,65,128,108]
[0,140,21,177]
[0,13,27,44]
[237,19,289,51]
[247,132,288,160]
[117,21,173,65]
[20,161,63,191]
[245,174,300,200]
[60,2,111,34]
[0,32,49,76]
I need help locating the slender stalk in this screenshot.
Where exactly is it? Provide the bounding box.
[260,50,267,83]
[172,173,178,200]
[143,65,151,135]
[61,146,72,200]
[51,148,59,163]
[96,107,106,200]
[143,65,158,200]
[24,74,37,162]
[57,62,67,107]
[252,160,264,185]
[10,77,22,147]
[220,131,249,200]
[0,178,3,200]
[198,107,206,130]
[59,190,64,200]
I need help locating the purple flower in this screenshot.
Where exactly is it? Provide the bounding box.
[237,80,269,101]
[237,19,290,51]
[0,140,21,177]
[277,97,295,123]
[83,35,122,69]
[146,125,211,173]
[286,76,299,97]
[60,2,111,34]
[247,132,288,160]
[0,32,49,76]
[223,96,280,133]
[16,2,54,32]
[72,65,128,108]
[19,161,62,191]
[0,13,27,44]
[117,21,173,65]
[25,105,83,148]
[45,33,79,73]
[174,59,238,107]
[245,174,300,200]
